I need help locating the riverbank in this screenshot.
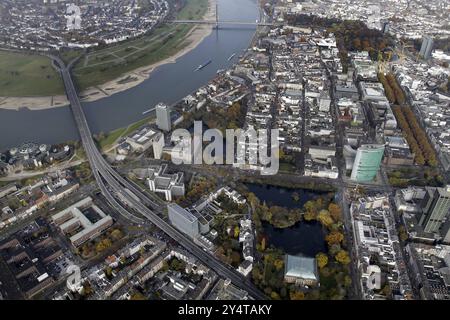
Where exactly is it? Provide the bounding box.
[78,22,214,103]
[0,0,215,111]
[0,95,69,110]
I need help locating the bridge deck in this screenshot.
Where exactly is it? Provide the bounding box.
[171,20,275,26]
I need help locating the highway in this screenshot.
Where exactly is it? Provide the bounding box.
[52,56,267,300]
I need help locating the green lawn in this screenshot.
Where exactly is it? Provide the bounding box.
[59,49,84,65]
[0,0,208,96]
[177,0,209,20]
[97,115,155,150]
[0,51,65,96]
[72,0,209,90]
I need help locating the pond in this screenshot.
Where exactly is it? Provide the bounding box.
[245,183,329,209]
[245,183,329,257]
[263,221,327,257]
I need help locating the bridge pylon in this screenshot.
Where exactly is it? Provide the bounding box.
[214,2,219,30]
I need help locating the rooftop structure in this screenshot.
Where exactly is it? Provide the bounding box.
[147,164,184,201]
[284,255,319,286]
[420,36,434,60]
[0,218,67,299]
[124,125,164,159]
[167,203,200,239]
[0,0,170,51]
[156,103,172,132]
[207,279,251,300]
[359,82,389,103]
[419,186,450,234]
[51,197,113,247]
[351,195,413,299]
[351,144,385,182]
[406,243,450,300]
[0,171,79,231]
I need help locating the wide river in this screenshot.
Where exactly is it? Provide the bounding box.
[0,0,258,150]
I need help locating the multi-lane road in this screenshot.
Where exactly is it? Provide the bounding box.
[53,56,267,300]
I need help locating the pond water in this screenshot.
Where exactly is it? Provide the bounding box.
[245,183,329,257]
[262,221,327,257]
[245,183,328,209]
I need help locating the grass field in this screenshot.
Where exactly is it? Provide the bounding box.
[97,115,156,150]
[0,51,65,96]
[0,0,208,97]
[59,49,84,65]
[72,0,209,90]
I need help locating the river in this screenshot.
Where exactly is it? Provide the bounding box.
[0,0,259,150]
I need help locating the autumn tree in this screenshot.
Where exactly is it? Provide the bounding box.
[96,238,112,253]
[234,226,240,238]
[110,229,123,240]
[378,73,396,103]
[335,250,351,265]
[81,281,94,297]
[316,252,329,269]
[270,291,281,300]
[130,292,147,300]
[328,243,341,256]
[317,210,334,228]
[104,266,113,278]
[398,225,409,242]
[325,231,345,246]
[230,251,241,266]
[304,200,319,214]
[260,237,266,251]
[273,259,284,271]
[328,203,342,221]
[392,105,436,166]
[290,290,305,300]
[344,275,352,288]
[303,210,317,221]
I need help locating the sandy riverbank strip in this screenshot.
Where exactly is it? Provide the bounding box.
[0,0,216,111]
[0,95,70,110]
